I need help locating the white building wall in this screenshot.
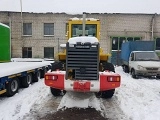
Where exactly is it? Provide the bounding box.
[0,12,160,58]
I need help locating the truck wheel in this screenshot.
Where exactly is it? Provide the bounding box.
[156,76,160,79]
[33,70,41,82]
[123,65,129,73]
[50,87,61,96]
[40,67,47,78]
[131,69,137,79]
[21,73,33,88]
[102,89,115,99]
[6,77,19,97]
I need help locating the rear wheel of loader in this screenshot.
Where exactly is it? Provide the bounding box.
[102,89,115,99]
[50,87,61,96]
[95,89,115,99]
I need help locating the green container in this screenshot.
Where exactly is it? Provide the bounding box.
[0,23,11,62]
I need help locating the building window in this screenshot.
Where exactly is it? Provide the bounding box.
[127,37,134,41]
[44,47,54,58]
[22,47,32,58]
[119,37,126,50]
[23,23,32,35]
[111,36,141,50]
[134,37,141,41]
[112,37,118,50]
[44,23,54,36]
[156,38,160,50]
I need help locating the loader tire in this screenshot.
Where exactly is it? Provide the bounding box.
[51,61,63,71]
[103,62,115,72]
[102,89,115,99]
[50,87,61,96]
[6,77,19,97]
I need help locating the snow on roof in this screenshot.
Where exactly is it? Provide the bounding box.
[68,36,99,44]
[70,17,99,21]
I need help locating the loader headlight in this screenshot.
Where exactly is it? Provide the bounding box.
[137,65,146,70]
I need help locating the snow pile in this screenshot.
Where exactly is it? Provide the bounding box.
[1,66,160,120]
[0,79,50,120]
[115,66,160,120]
[57,92,105,112]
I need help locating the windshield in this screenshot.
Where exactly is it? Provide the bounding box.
[71,24,97,37]
[135,52,160,61]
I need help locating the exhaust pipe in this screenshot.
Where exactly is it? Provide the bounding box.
[82,12,86,36]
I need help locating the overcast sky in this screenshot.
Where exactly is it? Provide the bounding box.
[0,0,160,14]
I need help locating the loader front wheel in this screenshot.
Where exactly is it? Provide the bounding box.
[50,87,61,96]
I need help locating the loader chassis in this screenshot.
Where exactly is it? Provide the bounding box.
[45,37,121,98]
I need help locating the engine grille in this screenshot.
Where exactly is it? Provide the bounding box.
[66,42,99,80]
[146,67,158,71]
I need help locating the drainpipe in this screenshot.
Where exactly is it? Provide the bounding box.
[8,12,12,59]
[20,0,24,47]
[151,13,156,40]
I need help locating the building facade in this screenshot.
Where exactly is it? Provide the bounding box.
[0,12,160,65]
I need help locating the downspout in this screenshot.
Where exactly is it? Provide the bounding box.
[151,13,156,40]
[8,12,12,60]
[20,0,24,48]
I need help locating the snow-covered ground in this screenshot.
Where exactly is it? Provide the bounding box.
[0,66,160,120]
